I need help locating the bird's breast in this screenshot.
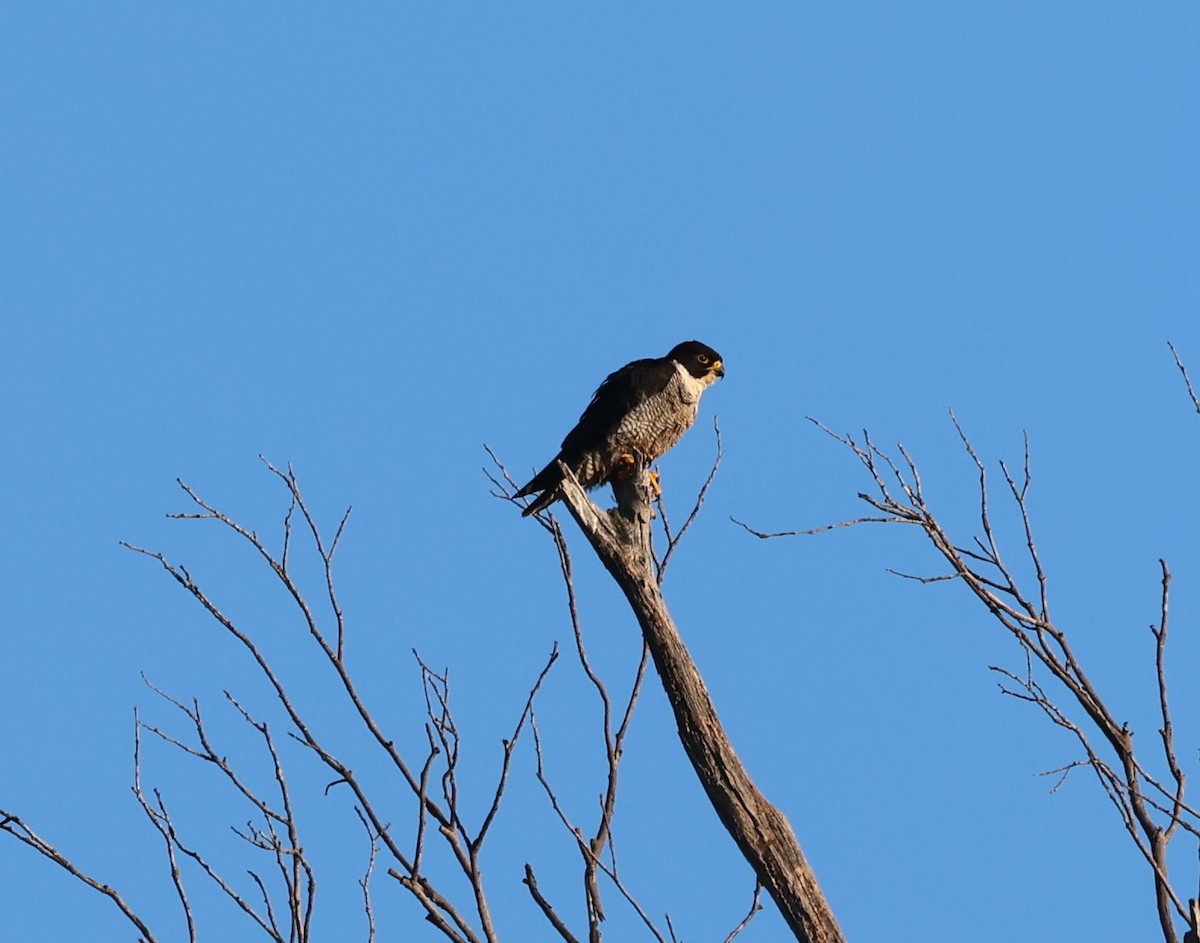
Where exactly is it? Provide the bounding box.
[610,378,700,462]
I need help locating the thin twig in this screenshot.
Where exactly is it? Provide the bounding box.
[657,417,724,583]
[1168,342,1200,415]
[354,807,380,943]
[722,881,764,943]
[0,811,162,942]
[133,709,196,941]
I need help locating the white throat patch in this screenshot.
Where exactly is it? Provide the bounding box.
[674,359,715,402]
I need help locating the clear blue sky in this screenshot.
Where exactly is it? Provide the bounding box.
[3,4,1199,940]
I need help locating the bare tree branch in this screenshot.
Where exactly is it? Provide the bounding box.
[742,407,1200,943]
[523,863,581,943]
[119,467,561,943]
[0,810,161,943]
[722,881,764,943]
[528,710,668,943]
[655,417,725,583]
[134,678,321,943]
[731,515,908,538]
[133,708,196,942]
[353,807,380,943]
[1169,342,1200,415]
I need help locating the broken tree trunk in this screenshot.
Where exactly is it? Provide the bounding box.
[554,461,844,943]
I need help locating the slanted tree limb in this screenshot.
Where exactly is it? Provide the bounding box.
[554,460,844,943]
[0,811,161,943]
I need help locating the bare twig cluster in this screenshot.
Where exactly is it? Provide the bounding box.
[736,349,1200,943]
[4,430,763,943]
[133,680,315,942]
[531,517,653,940]
[4,458,556,942]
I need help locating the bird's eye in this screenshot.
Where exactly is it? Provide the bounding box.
[697,354,710,364]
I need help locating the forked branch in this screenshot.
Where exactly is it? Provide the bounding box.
[740,396,1200,943]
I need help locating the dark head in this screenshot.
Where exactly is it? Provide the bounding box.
[667,340,725,383]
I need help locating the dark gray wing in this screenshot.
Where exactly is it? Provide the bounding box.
[558,356,675,458]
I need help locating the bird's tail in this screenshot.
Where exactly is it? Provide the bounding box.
[519,487,560,517]
[515,461,564,517]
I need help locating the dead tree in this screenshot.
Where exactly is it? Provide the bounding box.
[3,460,560,943]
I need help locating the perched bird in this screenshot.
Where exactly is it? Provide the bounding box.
[516,340,725,517]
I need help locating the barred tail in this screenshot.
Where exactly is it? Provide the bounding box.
[515,460,565,517]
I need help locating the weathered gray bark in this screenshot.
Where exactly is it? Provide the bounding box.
[554,461,844,943]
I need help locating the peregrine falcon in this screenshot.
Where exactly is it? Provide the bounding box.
[516,340,725,517]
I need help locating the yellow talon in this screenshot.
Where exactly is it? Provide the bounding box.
[613,453,637,481]
[648,470,661,497]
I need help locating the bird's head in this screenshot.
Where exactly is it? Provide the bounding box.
[668,340,725,385]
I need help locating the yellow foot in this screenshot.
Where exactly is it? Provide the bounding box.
[648,470,661,498]
[613,453,637,481]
